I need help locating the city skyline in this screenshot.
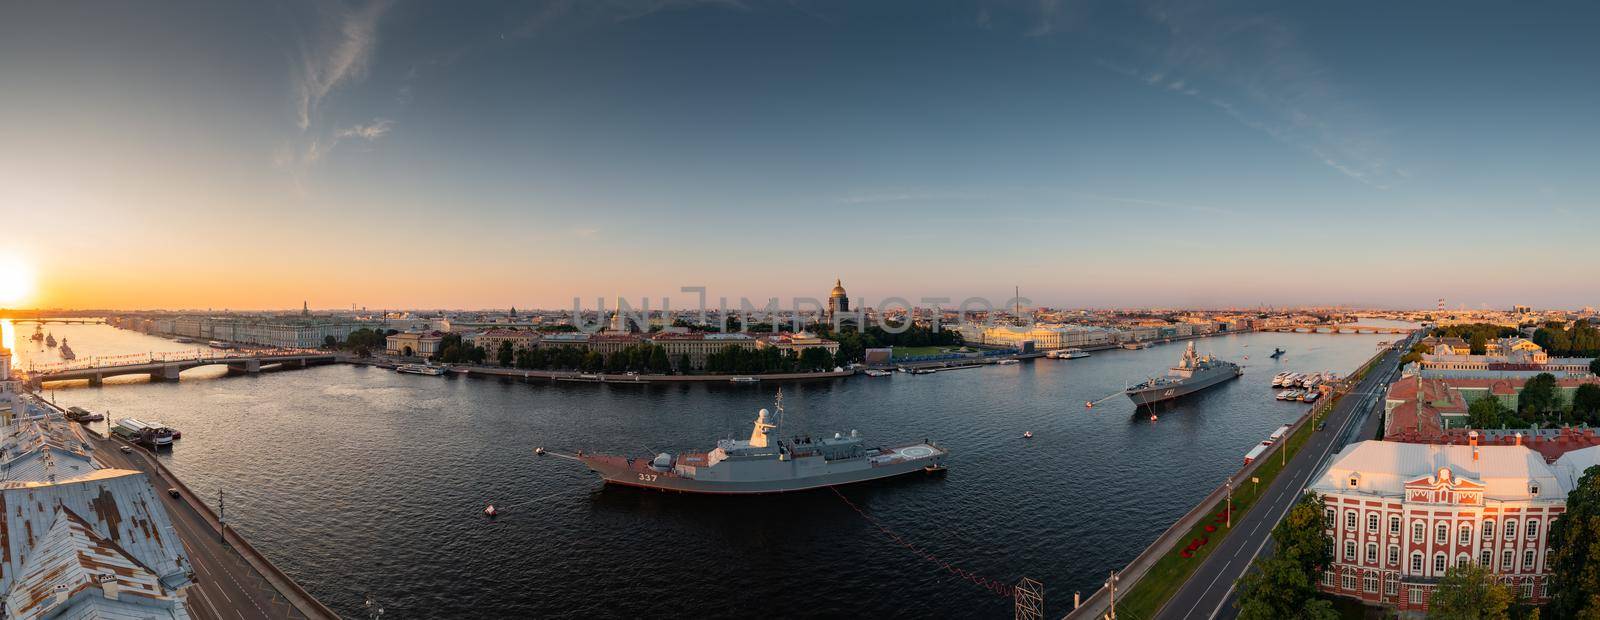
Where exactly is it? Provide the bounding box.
[3,1,1598,310]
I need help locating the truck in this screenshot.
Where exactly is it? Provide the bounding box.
[1264,424,1291,445]
[1244,443,1268,465]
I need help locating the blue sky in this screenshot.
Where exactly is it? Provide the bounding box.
[1,1,1596,310]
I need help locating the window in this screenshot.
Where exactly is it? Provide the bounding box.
[1411,553,1423,573]
[1342,573,1357,590]
[1346,541,1357,561]
[1531,483,1541,497]
[1366,543,1378,564]
[1481,550,1493,567]
[1528,520,1540,540]
[1460,525,1472,545]
[1409,588,1423,604]
[1506,519,1518,540]
[1523,583,1535,599]
[1436,523,1449,544]
[1457,554,1470,568]
[1323,571,1335,586]
[1434,553,1447,573]
[1484,519,1496,540]
[1412,522,1425,543]
[1388,545,1400,566]
[1386,579,1399,596]
[1503,550,1514,569]
[1364,573,1378,593]
[1347,511,1357,531]
[1390,516,1401,535]
[1368,513,1379,533]
[1524,550,1536,569]
[1325,508,1336,529]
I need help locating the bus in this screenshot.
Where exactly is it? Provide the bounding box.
[1244,443,1269,465]
[1265,425,1291,445]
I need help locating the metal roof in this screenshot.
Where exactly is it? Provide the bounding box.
[1311,441,1562,502]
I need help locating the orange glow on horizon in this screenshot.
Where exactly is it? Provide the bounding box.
[0,255,36,307]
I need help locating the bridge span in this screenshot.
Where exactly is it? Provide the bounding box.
[22,349,337,386]
[1261,323,1416,335]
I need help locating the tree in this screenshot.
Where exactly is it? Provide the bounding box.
[1519,373,1559,418]
[1470,332,1489,355]
[799,346,834,371]
[1548,464,1600,618]
[1591,358,1600,377]
[1431,563,1512,619]
[677,353,691,373]
[1575,384,1600,425]
[1235,492,1337,620]
[497,341,515,367]
[649,346,670,373]
[1470,396,1507,429]
[323,335,338,348]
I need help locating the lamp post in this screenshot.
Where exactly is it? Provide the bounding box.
[1226,480,1232,529]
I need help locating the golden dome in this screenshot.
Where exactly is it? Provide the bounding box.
[829,278,847,297]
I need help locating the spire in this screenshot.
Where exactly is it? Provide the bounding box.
[302,301,309,316]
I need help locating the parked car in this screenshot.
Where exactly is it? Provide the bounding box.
[167,488,181,498]
[1316,421,1327,431]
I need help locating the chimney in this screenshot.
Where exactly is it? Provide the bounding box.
[98,574,119,600]
[53,583,69,606]
[1470,430,1479,461]
[1515,432,1523,447]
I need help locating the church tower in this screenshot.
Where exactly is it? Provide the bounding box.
[827,278,849,316]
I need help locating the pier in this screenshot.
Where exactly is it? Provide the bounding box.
[22,350,337,386]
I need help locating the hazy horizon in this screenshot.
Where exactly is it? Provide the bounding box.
[3,1,1596,310]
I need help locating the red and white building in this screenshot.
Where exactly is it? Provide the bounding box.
[1312,439,1600,613]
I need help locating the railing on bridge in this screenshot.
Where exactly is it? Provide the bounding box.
[21,348,326,375]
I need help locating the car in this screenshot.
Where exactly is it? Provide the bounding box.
[119,446,134,453]
[1316,421,1327,431]
[167,488,181,498]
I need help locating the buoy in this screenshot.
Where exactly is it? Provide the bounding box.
[484,504,498,517]
[1085,401,1094,408]
[1149,414,1158,421]
[535,447,545,456]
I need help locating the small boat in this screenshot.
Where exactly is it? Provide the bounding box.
[1302,391,1321,403]
[535,447,546,456]
[1122,342,1151,350]
[1269,348,1285,359]
[923,464,948,475]
[484,504,497,518]
[208,340,234,350]
[1022,431,1033,439]
[911,368,937,375]
[1048,348,1091,360]
[863,369,892,377]
[729,376,760,384]
[997,359,1020,366]
[1149,413,1158,421]
[1085,401,1094,408]
[396,363,447,376]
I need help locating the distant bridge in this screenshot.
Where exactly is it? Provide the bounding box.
[1262,323,1417,335]
[22,349,337,386]
[7,318,105,325]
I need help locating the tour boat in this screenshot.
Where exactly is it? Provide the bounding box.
[997,359,1020,366]
[729,376,760,384]
[396,363,447,376]
[863,369,892,377]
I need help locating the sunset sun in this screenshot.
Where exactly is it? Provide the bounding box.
[0,255,36,306]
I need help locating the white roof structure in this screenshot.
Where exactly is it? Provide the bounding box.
[1552,445,1600,494]
[0,396,192,619]
[1311,441,1563,502]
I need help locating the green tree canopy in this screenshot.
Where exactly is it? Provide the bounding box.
[1235,492,1336,620]
[1518,373,1560,417]
[1591,358,1600,376]
[1432,563,1512,619]
[1574,384,1600,425]
[1548,464,1600,618]
[1470,397,1508,429]
[497,340,515,367]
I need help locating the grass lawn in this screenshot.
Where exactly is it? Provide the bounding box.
[1116,405,1325,619]
[891,346,953,358]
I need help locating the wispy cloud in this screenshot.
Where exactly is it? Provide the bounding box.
[336,118,395,141]
[1083,2,1400,188]
[294,0,392,131]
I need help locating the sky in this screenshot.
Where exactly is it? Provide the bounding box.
[1,0,1596,311]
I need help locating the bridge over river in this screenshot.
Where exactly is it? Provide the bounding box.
[21,349,337,386]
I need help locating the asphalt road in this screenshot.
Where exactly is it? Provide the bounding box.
[1154,336,1413,620]
[90,435,309,620]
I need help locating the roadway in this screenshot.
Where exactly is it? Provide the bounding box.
[1154,333,1416,620]
[89,435,311,620]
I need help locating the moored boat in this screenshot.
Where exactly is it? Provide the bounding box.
[396,363,447,376]
[1125,342,1242,406]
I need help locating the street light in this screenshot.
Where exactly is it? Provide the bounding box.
[1226,480,1233,528]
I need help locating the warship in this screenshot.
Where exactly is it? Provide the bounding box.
[1125,341,1242,406]
[577,391,947,494]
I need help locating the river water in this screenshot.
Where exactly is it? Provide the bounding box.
[3,320,1406,618]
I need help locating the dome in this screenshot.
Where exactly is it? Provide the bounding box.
[830,278,847,297]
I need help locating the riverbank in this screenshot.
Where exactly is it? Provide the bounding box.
[343,356,856,383]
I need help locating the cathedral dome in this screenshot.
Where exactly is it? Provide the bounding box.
[830,278,847,298]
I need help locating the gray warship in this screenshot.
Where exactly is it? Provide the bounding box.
[1125,341,1242,406]
[578,392,947,494]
